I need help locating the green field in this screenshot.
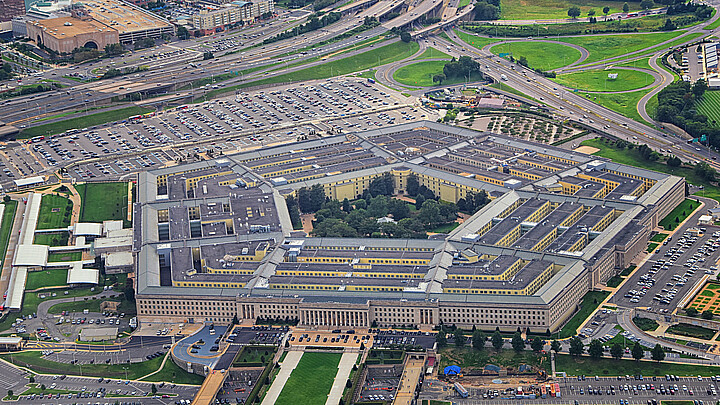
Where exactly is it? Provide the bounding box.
[47,252,81,262]
[491,42,581,71]
[633,317,660,332]
[393,61,483,87]
[25,269,68,290]
[578,90,650,125]
[454,30,500,50]
[415,48,451,60]
[556,354,720,376]
[0,201,17,269]
[1,351,164,380]
[667,323,716,340]
[139,356,206,385]
[647,242,659,252]
[499,0,639,19]
[33,232,69,247]
[615,57,653,70]
[659,198,700,231]
[558,31,682,65]
[554,69,655,92]
[48,297,135,315]
[697,90,720,127]
[489,82,539,103]
[275,352,341,405]
[650,233,668,242]
[203,41,420,99]
[75,182,130,225]
[19,106,153,139]
[705,16,720,30]
[558,290,610,339]
[606,275,624,288]
[36,195,73,230]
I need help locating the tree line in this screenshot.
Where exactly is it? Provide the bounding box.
[263,12,341,44]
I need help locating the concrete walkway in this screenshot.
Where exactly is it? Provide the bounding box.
[261,351,303,405]
[325,352,358,405]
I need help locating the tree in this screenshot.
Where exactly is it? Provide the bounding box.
[6,390,12,398]
[151,384,157,394]
[432,73,446,85]
[588,9,596,16]
[406,174,420,196]
[400,31,412,43]
[203,51,214,60]
[511,332,525,352]
[640,0,654,10]
[436,330,447,348]
[667,155,681,167]
[454,328,465,347]
[40,385,46,392]
[491,331,504,351]
[702,310,714,320]
[472,330,486,350]
[568,336,584,356]
[651,344,666,362]
[29,376,34,383]
[551,340,561,353]
[588,339,604,359]
[567,6,581,18]
[2,196,9,203]
[104,43,123,55]
[531,336,543,352]
[177,25,189,40]
[686,307,699,317]
[693,78,708,98]
[610,343,624,360]
[415,194,426,209]
[623,2,629,12]
[603,6,610,19]
[345,379,352,389]
[631,342,644,361]
[232,315,239,325]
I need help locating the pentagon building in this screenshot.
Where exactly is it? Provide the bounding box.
[134,121,684,332]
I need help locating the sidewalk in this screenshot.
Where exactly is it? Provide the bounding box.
[260,351,303,405]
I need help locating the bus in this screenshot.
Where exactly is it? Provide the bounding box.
[29,136,44,143]
[454,382,468,398]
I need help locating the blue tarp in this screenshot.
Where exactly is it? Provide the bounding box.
[444,365,461,375]
[485,364,501,372]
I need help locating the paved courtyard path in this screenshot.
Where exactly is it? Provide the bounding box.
[261,351,303,405]
[325,352,358,405]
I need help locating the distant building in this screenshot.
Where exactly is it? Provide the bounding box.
[26,15,119,54]
[191,0,273,35]
[80,327,118,342]
[699,215,714,226]
[0,0,26,23]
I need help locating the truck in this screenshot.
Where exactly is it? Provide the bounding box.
[454,382,468,398]
[500,74,508,81]
[554,383,561,398]
[367,78,376,84]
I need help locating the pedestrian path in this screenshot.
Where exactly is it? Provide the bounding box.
[325,352,358,405]
[261,351,303,405]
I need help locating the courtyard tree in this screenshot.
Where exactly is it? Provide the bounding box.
[568,6,581,18]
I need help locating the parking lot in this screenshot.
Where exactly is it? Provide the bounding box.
[357,365,402,403]
[0,79,421,189]
[373,329,437,349]
[215,369,264,404]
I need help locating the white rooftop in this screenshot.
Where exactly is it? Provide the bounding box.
[13,244,48,267]
[67,263,99,285]
[74,223,103,236]
[14,176,44,187]
[105,251,134,267]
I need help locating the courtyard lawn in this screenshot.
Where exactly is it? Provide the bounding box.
[33,232,70,247]
[658,199,700,231]
[75,182,130,224]
[36,195,73,230]
[0,201,17,268]
[19,106,153,139]
[557,31,682,64]
[500,0,639,20]
[274,352,341,405]
[633,317,660,332]
[454,30,500,50]
[393,61,484,87]
[1,351,164,379]
[697,90,720,127]
[666,323,716,340]
[651,233,669,243]
[553,69,655,92]
[557,290,610,339]
[555,354,720,376]
[47,252,81,262]
[490,42,581,71]
[25,269,68,290]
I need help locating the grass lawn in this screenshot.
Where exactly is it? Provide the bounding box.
[615,57,653,70]
[438,347,547,372]
[555,354,720,376]
[458,0,470,7]
[490,42,581,71]
[36,195,73,230]
[577,89,651,125]
[697,90,720,127]
[19,106,153,139]
[25,269,68,290]
[659,199,700,231]
[75,182,130,225]
[489,82,539,102]
[651,233,669,242]
[139,356,205,385]
[647,242,659,252]
[558,31,682,64]
[500,0,639,20]
[553,69,655,92]
[47,252,81,262]
[275,352,341,405]
[233,346,275,367]
[667,323,716,340]
[633,317,660,332]
[606,275,624,288]
[557,290,610,339]
[415,48,451,60]
[621,265,636,277]
[393,61,484,87]
[428,222,460,233]
[1,351,164,379]
[0,201,17,268]
[33,232,69,247]
[48,297,135,315]
[705,17,720,30]
[203,41,419,99]
[454,30,500,50]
